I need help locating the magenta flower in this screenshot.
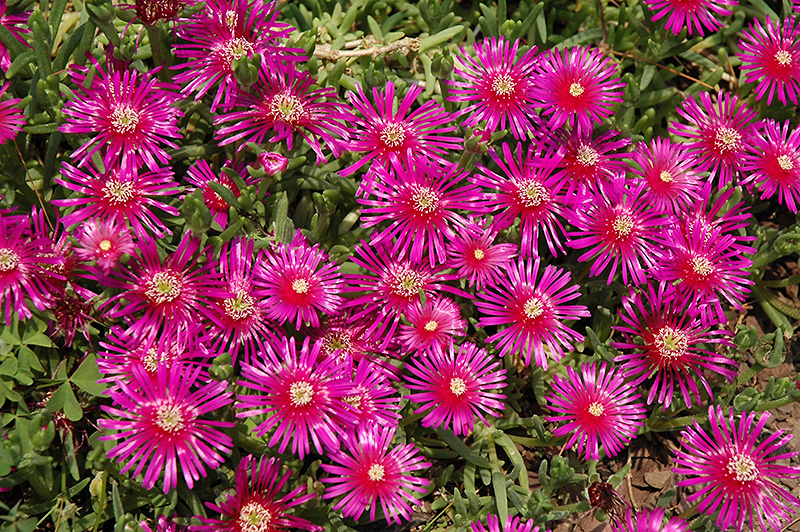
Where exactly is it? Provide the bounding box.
[738,15,800,105]
[611,507,690,532]
[99,363,234,493]
[74,218,135,274]
[545,362,646,460]
[631,137,702,215]
[643,0,735,35]
[257,151,288,175]
[236,336,355,458]
[398,296,465,355]
[669,90,757,189]
[476,257,590,369]
[741,119,800,212]
[360,157,476,266]
[531,46,624,131]
[445,223,518,290]
[54,162,181,239]
[404,342,506,436]
[173,0,298,112]
[342,357,402,435]
[449,36,539,139]
[0,0,30,72]
[215,63,352,163]
[321,425,431,524]
[60,56,182,175]
[612,283,736,409]
[342,81,460,175]
[673,406,800,532]
[471,143,567,257]
[0,82,24,144]
[310,313,379,363]
[192,455,322,532]
[566,177,669,286]
[254,233,342,328]
[184,160,250,229]
[471,514,543,532]
[140,515,187,532]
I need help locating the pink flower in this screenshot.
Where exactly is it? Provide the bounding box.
[343,357,402,434]
[476,257,590,369]
[404,342,506,436]
[0,0,30,72]
[448,36,539,139]
[738,15,800,105]
[257,151,288,175]
[60,56,182,175]
[445,223,518,290]
[673,406,800,532]
[611,507,690,532]
[184,160,249,229]
[669,90,757,189]
[310,313,379,363]
[398,296,465,355]
[236,337,355,458]
[612,283,736,409]
[342,81,460,175]
[741,118,800,212]
[0,81,24,144]
[99,363,234,493]
[74,218,135,273]
[545,362,646,460]
[321,425,431,524]
[531,46,624,131]
[631,137,702,215]
[643,0,735,35]
[471,514,543,532]
[192,455,323,532]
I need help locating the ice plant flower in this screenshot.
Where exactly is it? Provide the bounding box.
[476,256,590,369]
[546,362,646,460]
[449,36,539,139]
[445,223,518,290]
[343,358,402,434]
[741,119,800,212]
[611,507,690,532]
[531,46,624,131]
[321,425,431,525]
[0,81,24,144]
[669,90,757,188]
[471,143,567,257]
[99,363,234,493]
[612,283,736,409]
[359,157,476,266]
[0,0,31,72]
[738,15,800,105]
[310,313,378,363]
[236,337,355,458]
[215,62,352,163]
[54,162,181,239]
[342,81,460,175]
[631,137,702,215]
[60,55,182,175]
[471,514,543,532]
[673,406,800,532]
[404,342,507,436]
[398,296,465,355]
[255,233,342,328]
[192,455,323,532]
[643,0,736,35]
[74,218,135,274]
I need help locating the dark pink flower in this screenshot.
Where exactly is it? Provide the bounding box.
[74,218,135,274]
[631,137,702,215]
[257,151,288,175]
[445,223,518,290]
[545,362,646,460]
[611,507,690,532]
[673,406,800,532]
[342,357,401,435]
[738,15,800,105]
[643,0,735,35]
[0,81,24,144]
[321,425,431,524]
[448,36,539,139]
[471,514,543,532]
[741,118,800,212]
[0,0,30,72]
[398,296,465,355]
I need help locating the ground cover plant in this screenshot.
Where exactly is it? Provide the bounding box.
[1,0,800,530]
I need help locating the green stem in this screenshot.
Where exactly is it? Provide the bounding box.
[146,25,169,81]
[756,394,800,413]
[505,433,552,447]
[753,283,799,331]
[421,501,454,532]
[761,272,800,288]
[647,413,707,432]
[751,248,782,270]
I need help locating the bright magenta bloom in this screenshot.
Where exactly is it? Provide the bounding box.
[60,56,182,175]
[566,178,669,286]
[310,313,378,363]
[471,143,566,257]
[398,296,465,355]
[99,363,234,493]
[215,63,352,163]
[471,514,543,532]
[193,455,323,532]
[255,233,342,328]
[445,223,518,290]
[612,283,736,409]
[404,342,506,436]
[631,137,702,215]
[449,36,539,139]
[476,257,589,369]
[545,362,646,460]
[643,0,735,35]
[173,0,297,112]
[236,337,355,458]
[321,425,431,524]
[343,81,460,175]
[611,507,690,532]
[0,81,24,144]
[531,46,624,131]
[741,119,800,212]
[74,218,135,274]
[55,161,180,239]
[360,157,476,266]
[344,357,402,435]
[669,90,757,189]
[673,406,800,532]
[738,15,800,105]
[0,0,31,72]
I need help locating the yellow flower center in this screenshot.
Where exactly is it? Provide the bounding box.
[102,179,135,205]
[778,155,794,170]
[659,170,673,183]
[450,377,467,396]
[237,501,273,532]
[587,402,604,417]
[269,91,306,125]
[155,403,185,434]
[612,213,635,238]
[410,186,440,214]
[576,144,600,167]
[0,248,20,272]
[367,463,386,482]
[726,453,758,482]
[775,49,792,66]
[289,381,314,406]
[424,320,438,331]
[144,270,183,304]
[714,127,742,153]
[473,248,485,260]
[569,82,585,97]
[292,278,310,294]
[380,123,406,148]
[653,326,689,360]
[491,73,516,97]
[523,297,545,319]
[387,265,425,298]
[220,37,254,68]
[223,290,257,321]
[517,180,550,208]
[110,105,140,135]
[690,255,714,278]
[98,239,113,251]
